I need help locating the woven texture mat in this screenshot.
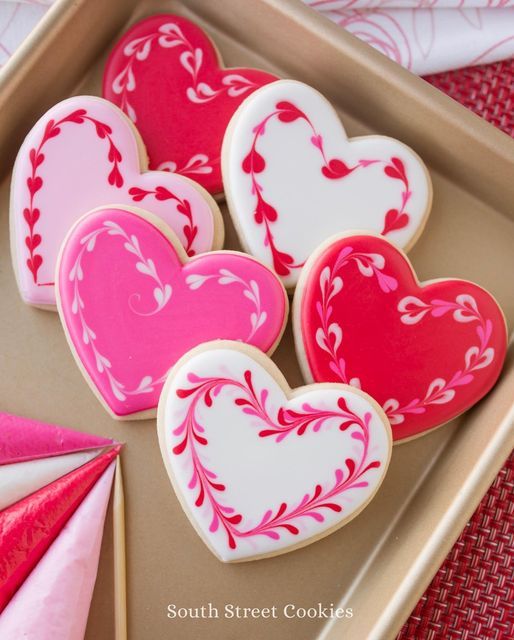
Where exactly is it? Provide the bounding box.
[426,59,514,138]
[398,58,514,640]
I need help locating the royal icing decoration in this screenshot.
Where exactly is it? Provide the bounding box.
[56,207,287,419]
[103,14,277,195]
[158,342,391,561]
[222,79,432,287]
[10,96,222,308]
[293,233,507,441]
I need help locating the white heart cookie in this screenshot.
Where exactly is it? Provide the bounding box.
[222,80,432,288]
[157,341,392,562]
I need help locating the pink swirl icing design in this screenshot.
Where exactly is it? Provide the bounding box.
[57,208,287,418]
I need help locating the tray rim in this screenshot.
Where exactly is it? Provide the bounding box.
[1,1,513,639]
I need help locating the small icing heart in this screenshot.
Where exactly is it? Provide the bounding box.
[157,341,391,561]
[10,96,222,308]
[56,207,287,419]
[223,79,432,287]
[293,233,508,441]
[103,14,278,196]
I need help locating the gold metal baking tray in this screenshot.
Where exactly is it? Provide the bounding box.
[0,1,513,638]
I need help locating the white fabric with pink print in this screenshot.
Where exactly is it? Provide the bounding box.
[1,1,513,76]
[305,0,514,74]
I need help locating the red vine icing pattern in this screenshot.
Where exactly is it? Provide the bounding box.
[313,249,496,425]
[242,101,412,277]
[128,186,197,256]
[24,109,123,284]
[171,369,381,550]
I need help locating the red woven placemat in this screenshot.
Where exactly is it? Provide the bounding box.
[398,453,514,639]
[425,59,514,138]
[398,58,514,640]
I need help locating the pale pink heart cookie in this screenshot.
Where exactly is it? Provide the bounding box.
[10,96,223,308]
[157,341,392,562]
[56,207,288,420]
[222,80,432,287]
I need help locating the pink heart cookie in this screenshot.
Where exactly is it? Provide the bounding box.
[56,207,288,419]
[102,14,277,196]
[222,80,432,287]
[10,96,223,308]
[158,341,392,561]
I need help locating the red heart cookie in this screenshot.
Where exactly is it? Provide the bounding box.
[103,14,278,196]
[293,234,507,442]
[56,207,288,420]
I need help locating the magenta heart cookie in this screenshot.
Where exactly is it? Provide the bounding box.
[56,207,288,419]
[103,14,277,196]
[293,233,508,442]
[158,341,392,561]
[10,96,223,308]
[223,80,432,287]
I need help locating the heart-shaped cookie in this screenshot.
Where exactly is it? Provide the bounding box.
[56,207,287,420]
[157,341,391,561]
[103,14,277,196]
[10,96,223,308]
[222,80,432,288]
[293,233,508,442]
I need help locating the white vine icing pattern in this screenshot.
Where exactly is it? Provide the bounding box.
[112,22,259,121]
[157,154,214,176]
[314,249,496,425]
[315,246,398,386]
[383,294,495,425]
[186,269,268,341]
[68,220,172,401]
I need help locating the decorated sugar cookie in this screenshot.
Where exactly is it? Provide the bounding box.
[157,341,392,562]
[103,14,277,196]
[56,206,288,420]
[10,95,223,308]
[293,233,508,442]
[222,80,432,288]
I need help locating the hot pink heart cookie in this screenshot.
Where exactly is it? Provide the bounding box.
[56,207,288,420]
[223,80,432,288]
[10,96,223,308]
[158,341,391,561]
[103,14,278,196]
[293,233,508,442]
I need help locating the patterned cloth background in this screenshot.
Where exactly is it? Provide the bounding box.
[307,0,514,74]
[1,1,514,76]
[0,1,50,68]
